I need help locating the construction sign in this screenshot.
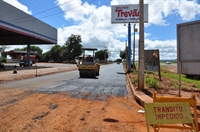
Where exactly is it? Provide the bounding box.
[145,102,193,124]
[144,102,196,132]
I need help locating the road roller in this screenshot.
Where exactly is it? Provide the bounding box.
[78,48,100,78]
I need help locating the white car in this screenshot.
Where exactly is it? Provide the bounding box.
[166,61,171,64]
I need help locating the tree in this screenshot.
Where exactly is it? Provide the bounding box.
[43,45,63,62]
[60,45,68,61]
[115,58,122,63]
[95,49,110,62]
[15,46,43,61]
[51,45,63,62]
[0,45,8,57]
[120,47,127,60]
[43,50,52,62]
[65,34,83,61]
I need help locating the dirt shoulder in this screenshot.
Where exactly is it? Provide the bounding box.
[0,89,150,132]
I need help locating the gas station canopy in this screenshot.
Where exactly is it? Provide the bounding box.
[0,1,57,45]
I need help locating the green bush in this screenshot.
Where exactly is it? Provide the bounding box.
[132,77,138,84]
[145,77,159,89]
[0,57,7,63]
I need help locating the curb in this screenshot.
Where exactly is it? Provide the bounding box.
[126,74,153,107]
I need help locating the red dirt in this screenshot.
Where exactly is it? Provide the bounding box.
[0,65,197,131]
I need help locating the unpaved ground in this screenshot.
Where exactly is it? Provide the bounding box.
[0,87,187,132]
[0,88,148,132]
[0,64,194,131]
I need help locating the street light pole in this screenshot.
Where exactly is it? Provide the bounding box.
[125,40,128,70]
[104,47,106,63]
[128,23,131,71]
[133,24,136,71]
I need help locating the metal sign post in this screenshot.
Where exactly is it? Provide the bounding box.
[128,23,131,71]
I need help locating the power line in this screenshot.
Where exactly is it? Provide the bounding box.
[33,0,73,16]
[38,0,97,19]
[9,0,96,24]
[33,0,66,26]
[9,0,73,22]
[24,0,62,26]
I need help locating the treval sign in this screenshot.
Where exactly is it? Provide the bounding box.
[111,4,148,23]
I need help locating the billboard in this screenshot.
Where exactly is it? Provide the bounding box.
[111,4,148,23]
[177,20,200,75]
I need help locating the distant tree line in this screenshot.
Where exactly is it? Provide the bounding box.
[1,34,128,63]
[13,34,111,63]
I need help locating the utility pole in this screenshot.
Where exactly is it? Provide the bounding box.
[138,0,144,90]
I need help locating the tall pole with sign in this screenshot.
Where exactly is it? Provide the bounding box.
[128,23,131,71]
[110,3,148,77]
[138,0,144,89]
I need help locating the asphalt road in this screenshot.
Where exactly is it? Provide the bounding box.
[1,63,128,100]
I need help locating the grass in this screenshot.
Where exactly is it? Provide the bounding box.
[161,69,200,89]
[127,63,200,89]
[145,76,159,89]
[132,77,138,85]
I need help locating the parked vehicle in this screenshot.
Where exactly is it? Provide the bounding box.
[0,61,5,70]
[21,55,36,64]
[19,60,33,67]
[19,55,35,67]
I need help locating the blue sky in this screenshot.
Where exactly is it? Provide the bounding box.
[3,0,200,60]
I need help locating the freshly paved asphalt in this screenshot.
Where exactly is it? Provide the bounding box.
[1,63,128,100]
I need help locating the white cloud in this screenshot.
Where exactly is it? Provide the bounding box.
[3,0,32,14]
[178,0,200,20]
[145,39,177,60]
[56,0,96,21]
[163,1,179,17]
[147,0,200,25]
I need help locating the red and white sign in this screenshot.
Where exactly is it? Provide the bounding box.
[111,4,148,23]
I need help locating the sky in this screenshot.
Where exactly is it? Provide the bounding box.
[3,0,200,61]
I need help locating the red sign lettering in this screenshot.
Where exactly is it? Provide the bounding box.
[155,113,184,120]
[115,9,139,18]
[153,106,183,113]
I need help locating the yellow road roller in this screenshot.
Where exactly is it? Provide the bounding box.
[78,48,100,78]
